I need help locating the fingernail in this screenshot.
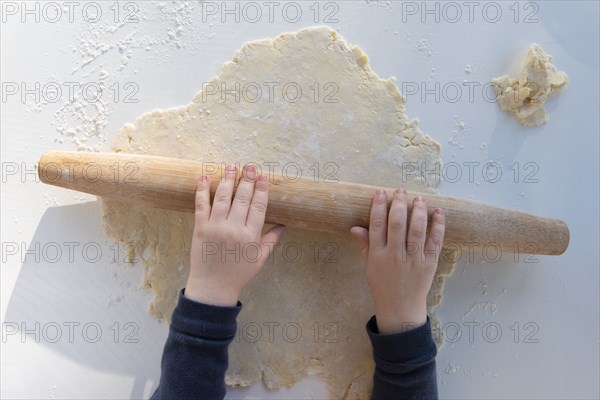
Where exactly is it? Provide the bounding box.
[436,208,444,215]
[376,189,386,197]
[395,188,406,197]
[259,175,268,182]
[226,164,237,171]
[201,175,208,183]
[246,164,256,179]
[415,196,425,203]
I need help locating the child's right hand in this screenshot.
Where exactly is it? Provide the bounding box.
[350,188,446,334]
[185,164,286,307]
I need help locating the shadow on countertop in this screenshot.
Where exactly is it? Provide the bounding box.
[4,201,165,399]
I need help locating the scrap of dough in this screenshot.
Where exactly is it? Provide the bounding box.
[101,26,454,399]
[492,43,568,126]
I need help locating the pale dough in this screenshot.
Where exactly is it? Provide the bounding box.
[492,43,568,126]
[101,26,455,399]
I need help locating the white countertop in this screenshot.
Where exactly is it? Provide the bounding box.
[1,1,598,398]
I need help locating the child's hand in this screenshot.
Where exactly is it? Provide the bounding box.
[185,164,286,307]
[350,188,446,334]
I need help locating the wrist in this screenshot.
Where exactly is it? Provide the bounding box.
[374,304,427,334]
[185,276,240,307]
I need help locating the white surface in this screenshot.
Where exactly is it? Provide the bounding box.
[1,1,598,399]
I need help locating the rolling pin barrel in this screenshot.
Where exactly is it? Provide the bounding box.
[38,151,569,256]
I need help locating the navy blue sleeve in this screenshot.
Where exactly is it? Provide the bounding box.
[366,316,438,400]
[151,291,436,400]
[150,289,241,400]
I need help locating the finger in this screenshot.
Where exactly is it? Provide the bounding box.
[407,196,428,257]
[228,164,257,223]
[246,174,270,234]
[425,208,446,263]
[387,188,408,252]
[210,164,237,222]
[194,175,211,225]
[368,189,388,250]
[350,226,369,262]
[258,225,287,265]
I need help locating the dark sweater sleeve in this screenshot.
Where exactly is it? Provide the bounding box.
[366,316,438,400]
[150,289,241,400]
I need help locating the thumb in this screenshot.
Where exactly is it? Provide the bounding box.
[258,225,287,265]
[350,226,369,262]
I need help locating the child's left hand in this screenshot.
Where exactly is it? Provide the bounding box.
[185,164,286,307]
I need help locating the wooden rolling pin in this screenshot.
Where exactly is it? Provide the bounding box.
[38,150,569,256]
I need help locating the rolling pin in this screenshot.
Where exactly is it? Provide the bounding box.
[38,150,569,256]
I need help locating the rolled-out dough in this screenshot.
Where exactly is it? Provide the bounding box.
[101,26,455,399]
[492,43,568,126]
